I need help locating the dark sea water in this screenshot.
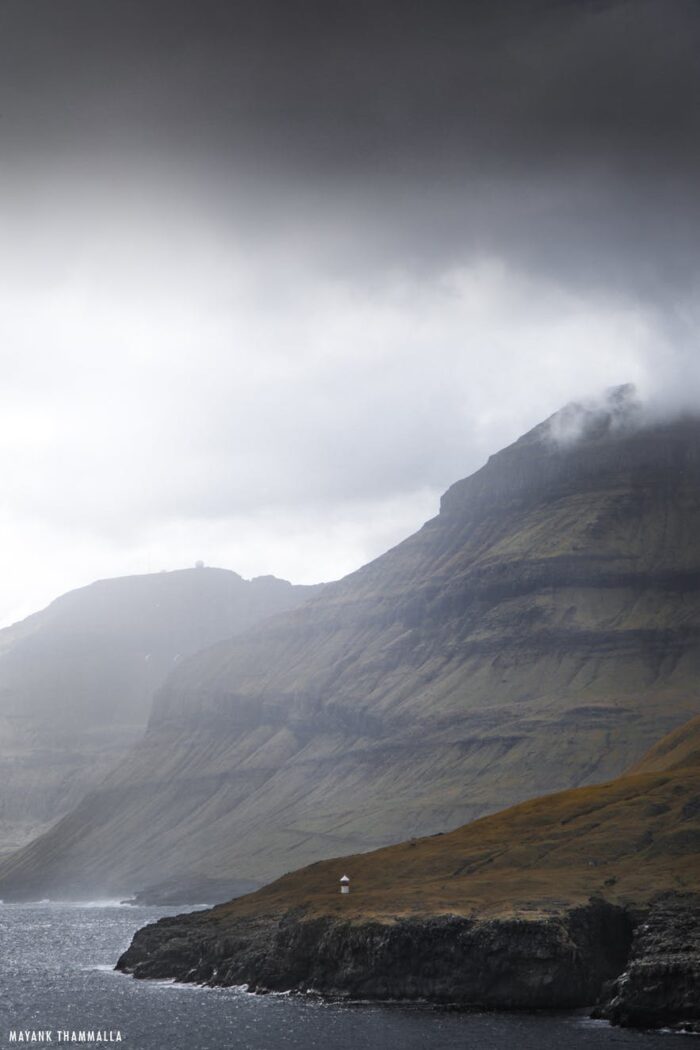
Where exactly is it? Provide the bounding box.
[0,903,689,1050]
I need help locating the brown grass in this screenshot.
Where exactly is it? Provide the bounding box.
[208,716,700,925]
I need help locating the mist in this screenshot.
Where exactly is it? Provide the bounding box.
[0,0,698,624]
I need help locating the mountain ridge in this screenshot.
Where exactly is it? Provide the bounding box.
[0,566,320,857]
[2,392,700,899]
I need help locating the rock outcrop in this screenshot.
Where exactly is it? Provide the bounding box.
[594,895,700,1032]
[3,391,700,899]
[0,567,318,858]
[117,902,632,1009]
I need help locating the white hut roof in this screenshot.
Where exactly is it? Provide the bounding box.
[339,874,350,882]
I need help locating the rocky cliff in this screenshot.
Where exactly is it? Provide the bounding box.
[3,390,700,899]
[593,894,700,1031]
[116,716,700,1028]
[0,567,318,858]
[117,902,633,1009]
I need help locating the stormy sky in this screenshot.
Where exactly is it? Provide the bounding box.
[1,0,699,624]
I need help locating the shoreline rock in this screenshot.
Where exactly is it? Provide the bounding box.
[116,894,700,1028]
[116,899,633,1011]
[592,894,700,1033]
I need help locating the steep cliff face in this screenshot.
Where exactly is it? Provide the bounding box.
[117,903,633,1009]
[0,567,318,857]
[116,717,700,1026]
[3,394,700,899]
[594,895,700,1031]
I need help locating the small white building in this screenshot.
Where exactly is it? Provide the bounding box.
[340,874,350,895]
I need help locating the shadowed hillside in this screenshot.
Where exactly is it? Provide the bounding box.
[629,712,700,774]
[209,713,700,922]
[0,567,319,857]
[3,390,700,900]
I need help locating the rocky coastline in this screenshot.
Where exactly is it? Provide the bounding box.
[116,899,630,1007]
[114,896,693,1028]
[115,712,700,1030]
[592,895,700,1033]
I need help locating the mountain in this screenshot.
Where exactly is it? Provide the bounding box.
[116,716,700,1028]
[0,567,320,858]
[183,713,700,922]
[3,388,700,900]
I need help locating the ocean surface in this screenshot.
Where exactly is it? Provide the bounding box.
[0,903,688,1050]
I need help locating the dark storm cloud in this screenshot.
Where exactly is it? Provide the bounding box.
[1,0,699,298]
[2,1,695,165]
[0,0,698,624]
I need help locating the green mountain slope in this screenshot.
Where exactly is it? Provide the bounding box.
[209,714,700,922]
[3,391,700,900]
[0,567,318,857]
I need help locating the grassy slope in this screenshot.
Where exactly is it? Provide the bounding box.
[206,716,700,924]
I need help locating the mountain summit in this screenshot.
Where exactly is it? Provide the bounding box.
[2,397,699,900]
[0,567,319,857]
